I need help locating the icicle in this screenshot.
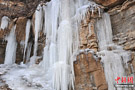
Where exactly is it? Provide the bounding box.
[23,19,31,63]
[4,25,17,64]
[0,16,10,30]
[73,1,100,23]
[33,4,43,56]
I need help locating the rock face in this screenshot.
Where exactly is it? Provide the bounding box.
[94,0,125,7]
[0,0,50,18]
[15,17,27,42]
[110,0,135,51]
[79,12,98,52]
[110,0,135,35]
[0,0,135,90]
[74,12,108,90]
[110,0,135,81]
[74,52,107,90]
[0,40,6,64]
[113,30,135,51]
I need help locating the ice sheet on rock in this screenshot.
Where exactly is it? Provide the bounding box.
[0,16,10,30]
[96,13,113,51]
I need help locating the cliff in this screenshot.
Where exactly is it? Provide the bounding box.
[0,0,135,90]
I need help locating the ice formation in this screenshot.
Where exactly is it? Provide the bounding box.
[41,0,100,90]
[26,42,32,63]
[23,20,31,62]
[4,25,17,64]
[0,16,10,30]
[1,1,132,90]
[42,0,75,89]
[0,0,101,90]
[96,13,132,90]
[33,4,43,56]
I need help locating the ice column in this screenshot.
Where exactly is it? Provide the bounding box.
[23,20,31,63]
[4,25,17,64]
[33,5,43,56]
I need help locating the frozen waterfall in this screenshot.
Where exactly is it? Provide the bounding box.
[1,0,102,90]
[33,4,43,56]
[41,0,100,90]
[4,25,17,64]
[96,13,132,90]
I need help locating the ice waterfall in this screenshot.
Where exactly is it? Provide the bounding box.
[33,4,43,56]
[1,0,101,90]
[4,25,17,64]
[41,0,100,90]
[96,13,132,90]
[42,0,76,89]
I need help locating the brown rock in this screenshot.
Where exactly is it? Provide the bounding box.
[74,53,108,90]
[110,1,135,35]
[92,70,108,90]
[15,17,27,42]
[94,0,125,7]
[15,43,24,64]
[0,40,6,64]
[124,43,135,50]
[0,30,6,39]
[32,13,35,36]
[127,30,135,38]
[0,0,50,18]
[79,15,98,51]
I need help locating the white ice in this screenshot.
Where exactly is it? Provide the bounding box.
[1,0,102,90]
[96,13,132,90]
[4,25,17,65]
[23,20,31,63]
[0,16,10,30]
